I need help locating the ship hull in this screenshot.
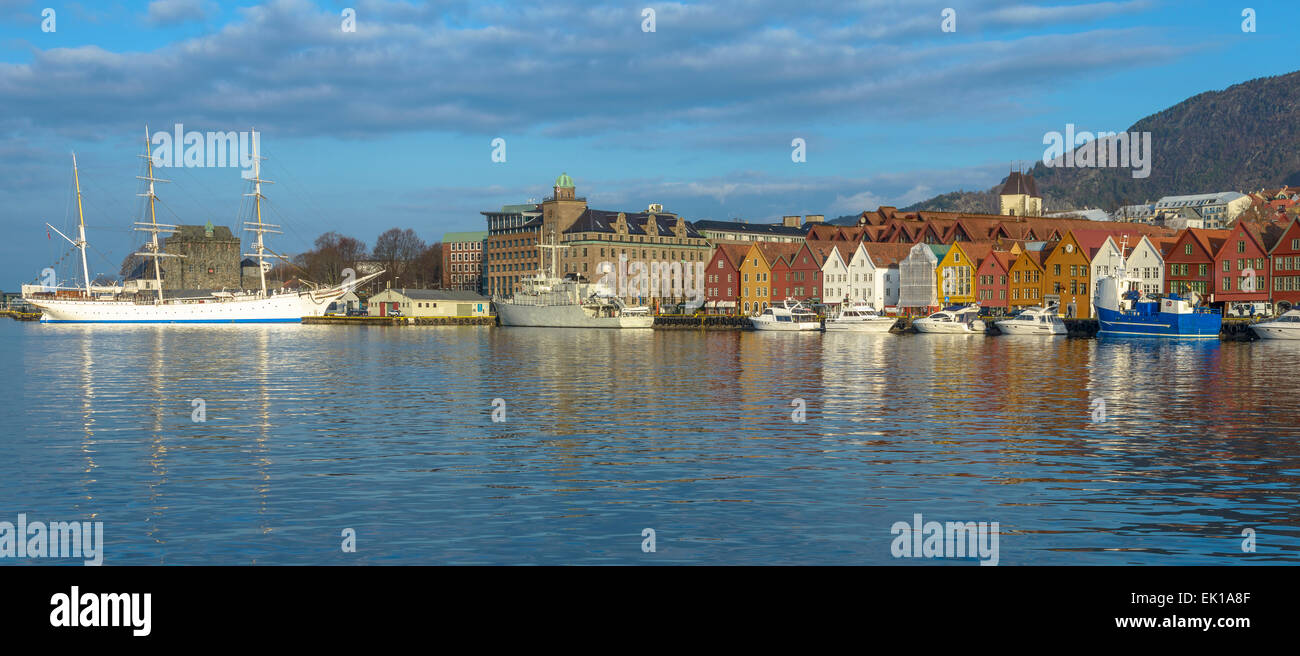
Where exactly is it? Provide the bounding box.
[494,301,653,328]
[29,289,340,324]
[1096,307,1221,338]
[995,321,1066,335]
[751,320,821,331]
[823,319,894,332]
[914,320,985,334]
[1248,323,1300,340]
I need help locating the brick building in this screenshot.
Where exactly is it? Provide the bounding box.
[441,231,487,292]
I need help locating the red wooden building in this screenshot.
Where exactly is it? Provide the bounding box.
[1210,223,1271,306]
[1164,228,1228,299]
[702,243,751,314]
[975,251,1012,310]
[1269,216,1300,310]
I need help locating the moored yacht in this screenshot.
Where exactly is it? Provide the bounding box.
[824,302,896,333]
[1249,309,1300,340]
[913,304,986,334]
[751,299,821,331]
[995,304,1067,335]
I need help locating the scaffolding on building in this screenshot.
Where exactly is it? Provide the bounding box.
[898,243,938,311]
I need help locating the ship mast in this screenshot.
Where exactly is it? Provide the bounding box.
[72,154,91,296]
[134,126,178,302]
[536,223,568,279]
[242,129,278,295]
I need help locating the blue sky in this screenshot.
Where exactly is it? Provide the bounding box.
[0,0,1296,287]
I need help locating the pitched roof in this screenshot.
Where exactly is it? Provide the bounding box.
[752,242,802,268]
[1001,171,1039,197]
[693,219,806,238]
[859,242,914,268]
[387,289,489,302]
[565,208,702,238]
[711,242,751,269]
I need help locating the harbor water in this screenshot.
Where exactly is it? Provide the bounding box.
[1,321,1297,564]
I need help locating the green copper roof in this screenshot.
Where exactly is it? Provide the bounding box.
[441,231,488,242]
[555,172,574,188]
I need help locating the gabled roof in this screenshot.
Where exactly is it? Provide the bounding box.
[859,242,915,268]
[750,242,802,268]
[711,243,751,269]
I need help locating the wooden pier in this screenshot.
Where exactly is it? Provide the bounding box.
[1,310,41,321]
[302,315,495,326]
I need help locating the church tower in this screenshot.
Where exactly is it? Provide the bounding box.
[999,168,1042,217]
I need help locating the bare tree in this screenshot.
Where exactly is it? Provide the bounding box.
[372,228,427,287]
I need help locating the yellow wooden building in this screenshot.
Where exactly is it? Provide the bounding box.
[1041,232,1093,318]
[1008,249,1047,309]
[934,242,993,305]
[738,242,800,315]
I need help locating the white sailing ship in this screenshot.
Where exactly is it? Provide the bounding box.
[24,128,379,324]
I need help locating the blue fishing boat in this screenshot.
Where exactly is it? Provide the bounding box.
[1094,275,1221,338]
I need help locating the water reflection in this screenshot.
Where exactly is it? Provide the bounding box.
[2,322,1297,564]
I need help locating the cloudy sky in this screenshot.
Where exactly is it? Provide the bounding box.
[0,0,1294,286]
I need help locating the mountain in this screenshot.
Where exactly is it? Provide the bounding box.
[905,70,1300,212]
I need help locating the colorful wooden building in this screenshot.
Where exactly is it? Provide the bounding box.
[1165,228,1228,298]
[975,251,1012,310]
[702,243,751,314]
[1269,216,1300,310]
[1211,223,1271,307]
[738,242,800,315]
[1008,248,1047,310]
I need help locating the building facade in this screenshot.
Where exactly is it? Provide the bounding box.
[999,171,1042,217]
[441,230,488,292]
[368,288,491,317]
[157,222,242,290]
[1270,217,1300,310]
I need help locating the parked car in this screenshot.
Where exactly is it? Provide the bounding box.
[346,309,368,317]
[1227,302,1270,318]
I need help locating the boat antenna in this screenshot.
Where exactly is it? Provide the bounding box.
[242,128,280,295]
[134,125,177,302]
[71,153,91,296]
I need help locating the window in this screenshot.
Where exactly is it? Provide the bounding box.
[1185,244,1193,255]
[1224,260,1231,272]
[1237,241,1246,253]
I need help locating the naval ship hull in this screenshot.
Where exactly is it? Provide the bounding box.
[494,301,653,328]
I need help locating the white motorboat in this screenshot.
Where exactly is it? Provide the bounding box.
[824,303,896,333]
[913,304,986,334]
[995,304,1067,335]
[1250,309,1300,340]
[751,299,821,331]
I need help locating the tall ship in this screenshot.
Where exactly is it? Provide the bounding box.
[1093,248,1221,338]
[23,128,379,324]
[492,231,653,328]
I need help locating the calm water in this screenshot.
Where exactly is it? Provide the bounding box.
[1,320,1297,565]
